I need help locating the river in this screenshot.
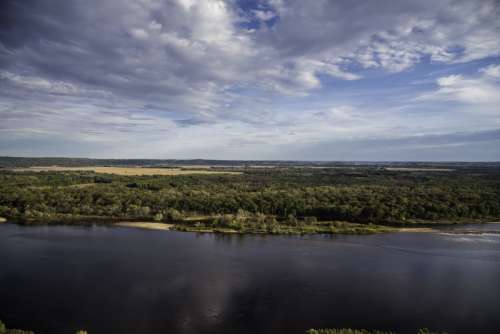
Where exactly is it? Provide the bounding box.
[1,223,499,334]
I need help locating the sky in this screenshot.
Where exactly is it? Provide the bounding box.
[0,0,499,161]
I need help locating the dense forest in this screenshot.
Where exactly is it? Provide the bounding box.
[1,160,499,233]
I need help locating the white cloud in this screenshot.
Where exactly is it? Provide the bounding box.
[345,1,500,72]
[0,71,111,97]
[253,10,276,21]
[480,65,500,79]
[129,28,149,40]
[417,67,500,106]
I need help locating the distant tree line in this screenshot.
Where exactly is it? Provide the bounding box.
[1,156,497,169]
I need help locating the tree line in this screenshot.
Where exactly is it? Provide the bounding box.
[0,167,499,227]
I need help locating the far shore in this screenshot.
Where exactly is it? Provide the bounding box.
[1,218,499,235]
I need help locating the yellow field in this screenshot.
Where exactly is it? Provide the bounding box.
[13,166,241,176]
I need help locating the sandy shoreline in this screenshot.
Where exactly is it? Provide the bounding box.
[114,222,173,230]
[1,219,498,235]
[397,221,500,234]
[397,227,437,233]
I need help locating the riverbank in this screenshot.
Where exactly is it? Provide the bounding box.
[124,221,500,235]
[2,216,499,235]
[114,222,173,230]
[1,217,394,235]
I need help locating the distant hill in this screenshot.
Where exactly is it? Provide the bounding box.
[0,156,498,169]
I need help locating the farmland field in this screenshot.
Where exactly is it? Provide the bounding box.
[10,166,241,176]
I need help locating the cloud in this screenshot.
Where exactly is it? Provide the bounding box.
[253,9,277,22]
[0,0,499,159]
[129,28,149,40]
[480,64,500,79]
[283,130,500,161]
[417,66,500,106]
[348,1,500,70]
[0,71,111,97]
[255,0,500,73]
[3,0,498,101]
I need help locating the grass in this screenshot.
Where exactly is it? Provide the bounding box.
[307,330,394,334]
[173,220,395,235]
[0,320,34,334]
[0,320,87,334]
[11,166,241,176]
[306,329,446,334]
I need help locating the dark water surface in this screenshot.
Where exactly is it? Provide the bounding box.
[1,224,500,334]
